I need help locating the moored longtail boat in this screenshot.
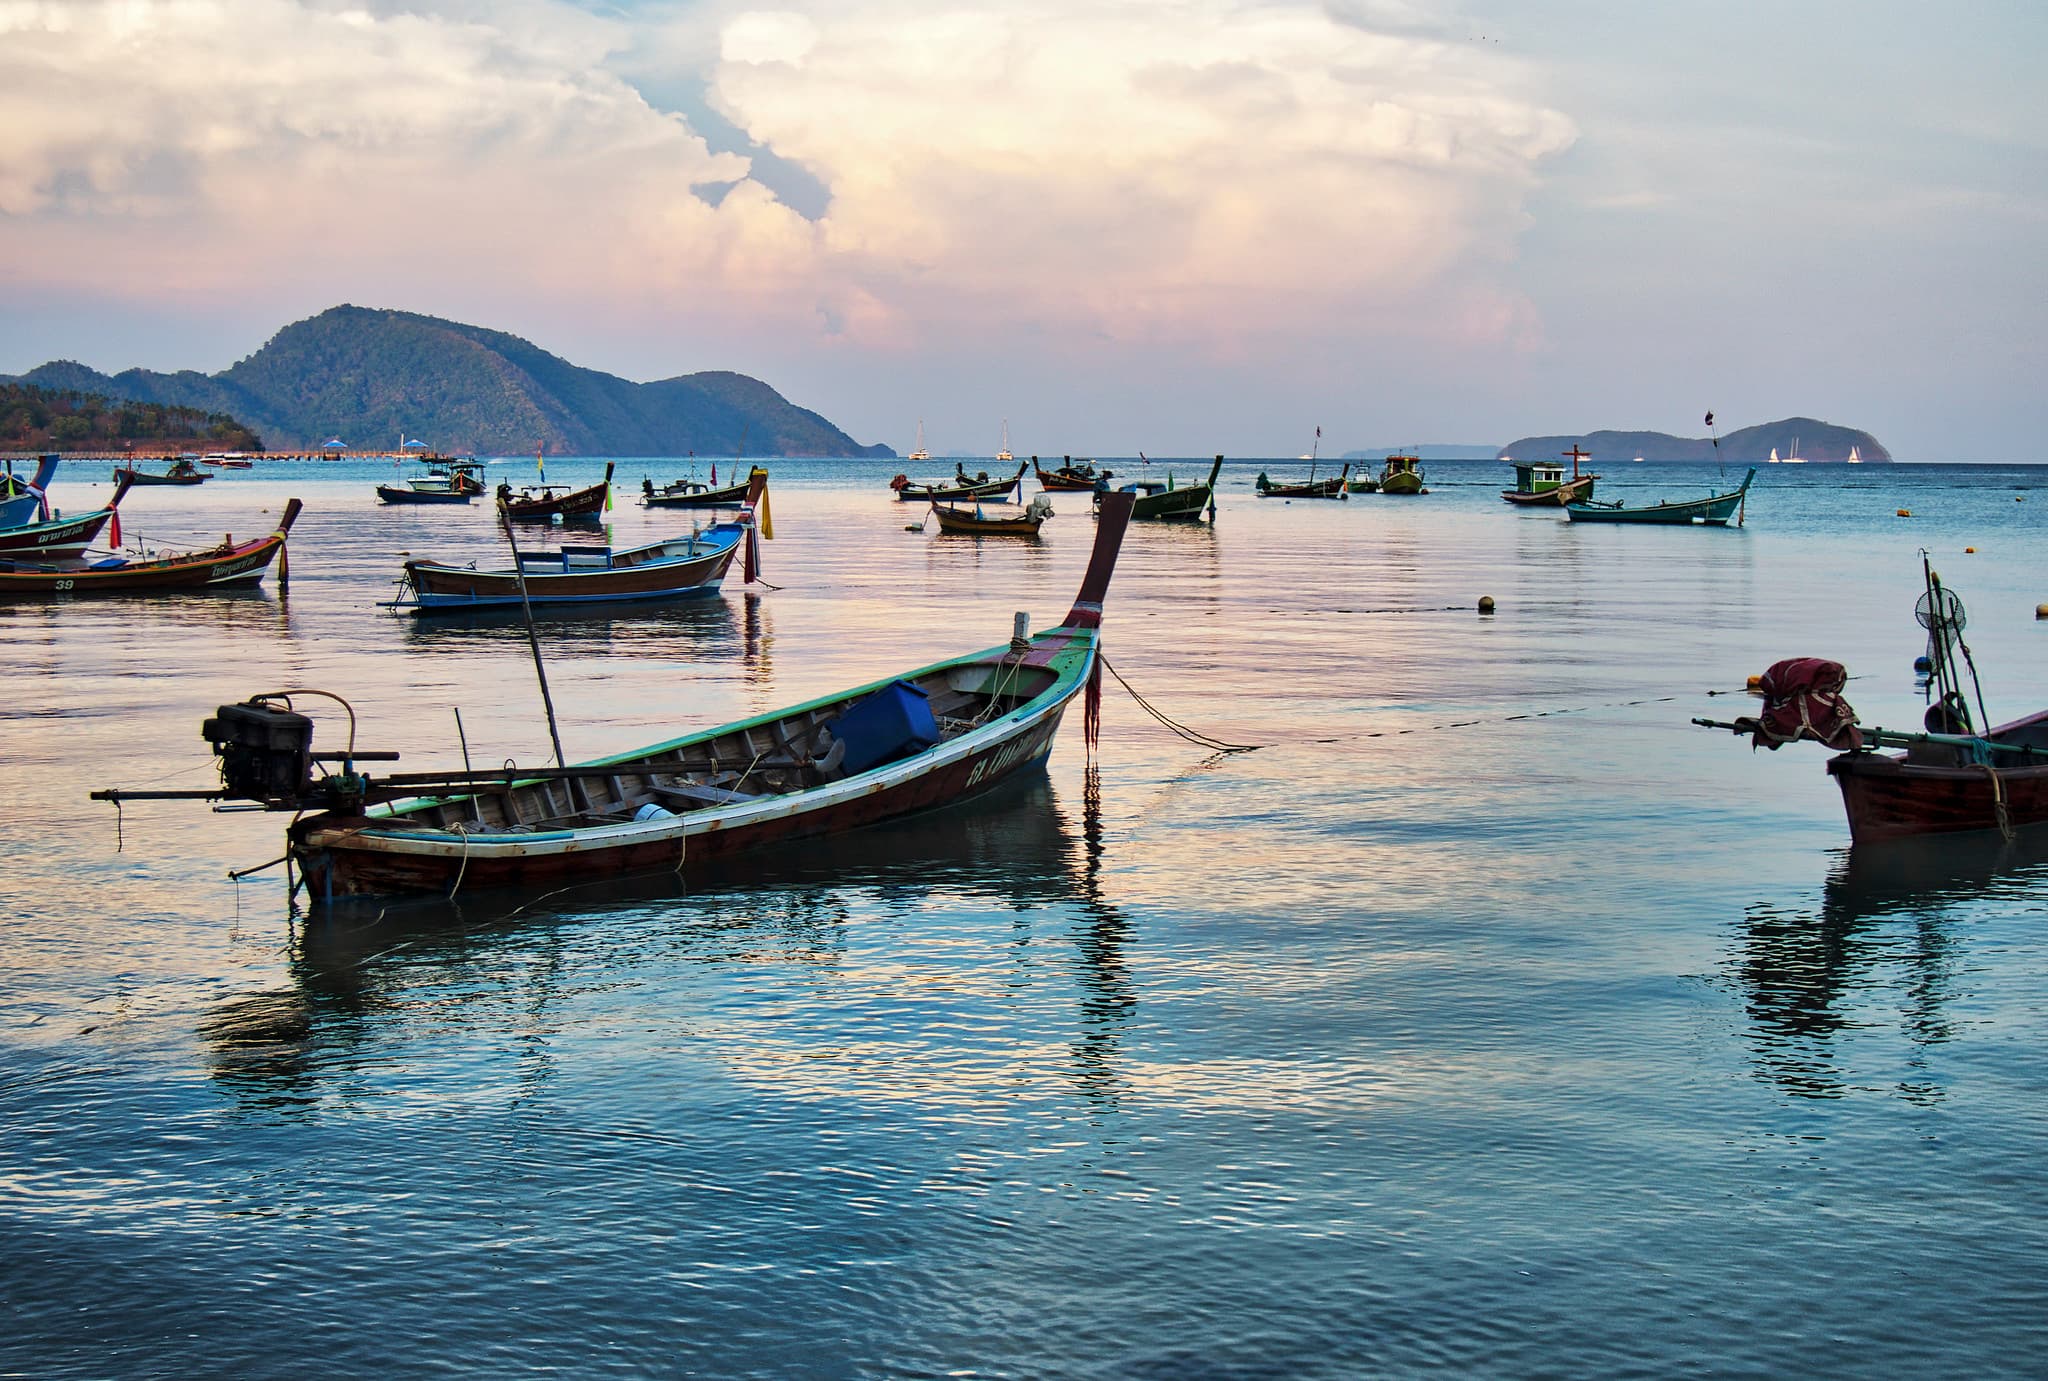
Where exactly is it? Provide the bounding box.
[95,493,1140,904]
[498,463,614,520]
[1503,446,1597,507]
[0,499,299,595]
[1109,455,1223,522]
[396,471,770,613]
[113,458,210,486]
[0,475,133,560]
[1566,469,1753,525]
[930,493,1053,535]
[641,467,760,508]
[1693,562,2048,843]
[1035,456,1112,491]
[1,455,60,526]
[377,459,484,505]
[891,462,1026,502]
[1254,462,1348,499]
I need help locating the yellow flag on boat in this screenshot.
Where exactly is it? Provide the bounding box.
[756,468,774,539]
[536,440,545,480]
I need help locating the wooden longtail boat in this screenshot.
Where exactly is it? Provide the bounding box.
[1566,469,1754,525]
[1107,455,1223,522]
[1035,457,1112,491]
[1378,454,1426,495]
[890,462,1026,502]
[1,456,60,526]
[0,499,299,595]
[113,458,210,486]
[1254,463,1348,499]
[0,476,132,560]
[95,492,1140,904]
[377,460,485,505]
[498,463,613,520]
[394,471,769,613]
[930,494,1054,536]
[1503,446,1597,507]
[641,467,760,509]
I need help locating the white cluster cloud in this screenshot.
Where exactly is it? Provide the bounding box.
[0,0,1572,371]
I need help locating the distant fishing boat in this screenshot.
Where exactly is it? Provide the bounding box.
[1255,462,1348,499]
[1035,456,1111,491]
[113,458,210,486]
[907,420,931,463]
[396,472,768,613]
[96,494,1142,904]
[203,454,254,469]
[891,462,1026,502]
[1108,455,1223,521]
[1565,469,1754,525]
[498,463,614,521]
[378,458,484,504]
[1502,446,1597,507]
[642,466,759,508]
[930,493,1054,536]
[1378,453,1427,495]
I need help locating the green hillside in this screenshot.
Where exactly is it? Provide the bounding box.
[1498,418,1891,464]
[0,381,262,452]
[7,306,892,457]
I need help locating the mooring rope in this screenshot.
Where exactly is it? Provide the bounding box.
[1099,657,1259,754]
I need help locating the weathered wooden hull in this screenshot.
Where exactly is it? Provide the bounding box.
[1566,469,1754,525]
[499,470,611,520]
[931,507,1045,535]
[894,463,1028,502]
[401,534,741,611]
[1120,458,1222,521]
[1502,475,1595,506]
[292,694,1078,902]
[643,480,753,508]
[0,499,299,595]
[1828,746,2048,844]
[377,484,476,505]
[1035,462,1107,491]
[0,506,115,559]
[112,467,208,486]
[1379,472,1425,495]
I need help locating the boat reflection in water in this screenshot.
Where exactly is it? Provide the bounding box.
[1731,827,2048,1101]
[397,588,743,656]
[201,773,1136,1111]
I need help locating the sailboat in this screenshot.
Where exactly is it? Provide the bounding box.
[1768,448,1780,464]
[995,420,1014,464]
[1781,437,1807,464]
[1847,446,1862,464]
[908,420,931,464]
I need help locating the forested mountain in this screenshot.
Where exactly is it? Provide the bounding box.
[5,306,892,457]
[1498,418,1890,463]
[0,381,262,452]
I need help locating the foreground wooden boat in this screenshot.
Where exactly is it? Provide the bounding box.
[930,494,1054,535]
[1107,456,1223,521]
[1035,457,1112,491]
[641,467,760,508]
[891,462,1026,502]
[1567,468,1753,525]
[113,458,210,486]
[377,460,484,505]
[1255,463,1348,499]
[0,499,299,595]
[1378,454,1426,495]
[95,492,1140,905]
[1503,447,1597,507]
[0,476,131,560]
[1694,563,2045,843]
[394,471,769,613]
[498,463,613,520]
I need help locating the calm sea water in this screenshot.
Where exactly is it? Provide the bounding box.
[4,456,2046,1377]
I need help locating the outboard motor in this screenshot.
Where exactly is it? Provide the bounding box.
[202,699,314,802]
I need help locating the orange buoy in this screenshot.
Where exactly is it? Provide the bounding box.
[1746,674,1764,694]
[1897,509,1912,518]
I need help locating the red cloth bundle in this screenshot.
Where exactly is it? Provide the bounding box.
[1752,658,1862,751]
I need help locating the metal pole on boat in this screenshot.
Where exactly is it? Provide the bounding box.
[499,518,569,772]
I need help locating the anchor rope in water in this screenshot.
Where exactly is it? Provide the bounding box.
[1100,658,1772,754]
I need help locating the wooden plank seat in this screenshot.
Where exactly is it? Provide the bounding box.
[648,780,762,809]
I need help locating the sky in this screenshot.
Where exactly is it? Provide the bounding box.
[1,0,2042,460]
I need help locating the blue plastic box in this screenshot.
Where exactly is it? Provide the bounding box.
[830,680,940,775]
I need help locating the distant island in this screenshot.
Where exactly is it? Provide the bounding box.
[0,381,262,453]
[1496,418,1889,464]
[2,305,893,458]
